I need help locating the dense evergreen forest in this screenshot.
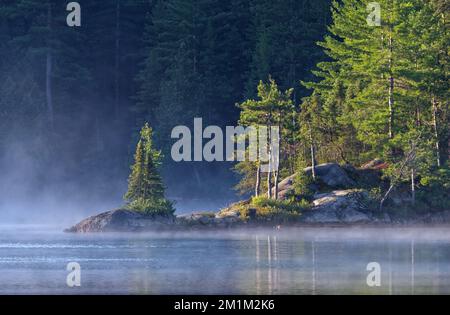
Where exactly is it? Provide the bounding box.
[0,0,448,216]
[0,0,331,211]
[234,0,449,214]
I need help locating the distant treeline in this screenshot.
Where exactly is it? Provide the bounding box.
[0,1,448,210]
[0,0,331,200]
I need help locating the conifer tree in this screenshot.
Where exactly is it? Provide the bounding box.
[236,78,294,199]
[298,94,323,179]
[125,123,174,215]
[246,0,330,100]
[302,0,449,208]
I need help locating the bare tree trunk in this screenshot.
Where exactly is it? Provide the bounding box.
[255,163,261,197]
[46,2,54,129]
[311,144,316,180]
[266,125,273,199]
[380,183,395,212]
[274,123,281,200]
[309,126,316,180]
[379,138,417,211]
[114,0,121,120]
[267,152,272,199]
[267,174,272,199]
[432,97,441,167]
[274,170,279,200]
[410,140,417,206]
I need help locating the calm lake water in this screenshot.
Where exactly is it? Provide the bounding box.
[0,225,449,294]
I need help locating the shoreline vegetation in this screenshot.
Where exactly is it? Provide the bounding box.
[66,0,449,233]
[66,161,450,233]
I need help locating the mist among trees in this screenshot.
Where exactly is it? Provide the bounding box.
[0,0,448,220]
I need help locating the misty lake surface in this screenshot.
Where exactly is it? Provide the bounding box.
[0,225,450,294]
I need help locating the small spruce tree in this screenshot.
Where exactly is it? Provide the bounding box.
[124,123,174,216]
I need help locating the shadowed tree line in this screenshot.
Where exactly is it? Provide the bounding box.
[0,0,331,205]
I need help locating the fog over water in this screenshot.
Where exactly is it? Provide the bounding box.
[1,140,447,295]
[0,0,448,295]
[0,136,238,226]
[0,225,450,294]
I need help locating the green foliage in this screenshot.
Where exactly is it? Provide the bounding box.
[234,78,295,195]
[251,196,304,212]
[220,196,310,223]
[126,197,175,216]
[292,171,315,200]
[2,0,448,217]
[238,78,295,130]
[302,0,448,164]
[124,123,174,215]
[136,0,252,151]
[363,187,383,212]
[0,0,151,197]
[244,196,309,222]
[246,0,330,99]
[135,0,331,198]
[417,164,450,210]
[233,160,259,195]
[299,0,449,212]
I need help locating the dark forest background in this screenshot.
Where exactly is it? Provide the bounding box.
[0,0,331,221]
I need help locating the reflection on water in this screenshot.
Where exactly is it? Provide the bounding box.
[0,226,449,294]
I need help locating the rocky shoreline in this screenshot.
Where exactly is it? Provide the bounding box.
[66,162,450,233]
[65,207,450,233]
[65,192,450,233]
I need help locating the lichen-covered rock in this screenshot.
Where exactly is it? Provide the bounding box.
[302,189,371,224]
[216,200,249,219]
[66,188,449,232]
[302,208,341,223]
[67,208,244,233]
[305,163,356,188]
[272,163,356,200]
[340,208,372,223]
[177,211,242,228]
[312,190,368,209]
[274,174,296,200]
[65,209,175,233]
[177,212,215,225]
